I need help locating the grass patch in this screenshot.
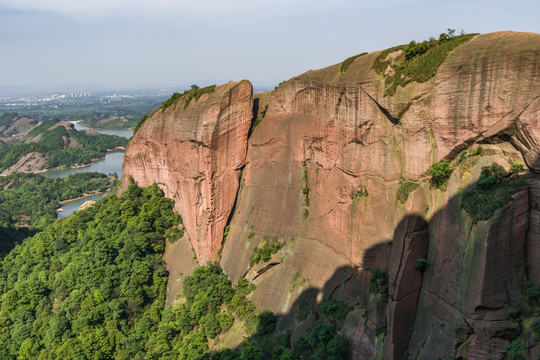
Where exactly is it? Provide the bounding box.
[396,180,419,204]
[339,52,368,74]
[372,33,477,95]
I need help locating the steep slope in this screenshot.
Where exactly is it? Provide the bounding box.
[123,31,540,359]
[122,81,253,262]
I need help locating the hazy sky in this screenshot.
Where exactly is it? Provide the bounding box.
[1,0,539,91]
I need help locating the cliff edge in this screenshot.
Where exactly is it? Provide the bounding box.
[122,31,540,359]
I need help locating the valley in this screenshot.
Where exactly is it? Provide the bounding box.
[0,30,539,359]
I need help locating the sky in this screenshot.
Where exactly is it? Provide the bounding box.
[0,0,539,92]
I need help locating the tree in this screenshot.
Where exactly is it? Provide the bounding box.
[429,160,453,190]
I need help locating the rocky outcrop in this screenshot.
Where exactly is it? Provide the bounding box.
[123,31,540,359]
[122,81,253,262]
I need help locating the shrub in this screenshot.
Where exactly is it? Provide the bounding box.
[504,338,527,360]
[478,162,507,188]
[414,258,429,272]
[255,309,276,335]
[236,277,249,288]
[369,267,389,299]
[531,320,540,334]
[320,299,352,328]
[510,161,525,176]
[429,160,453,190]
[296,302,311,322]
[160,85,217,111]
[249,236,285,267]
[461,183,524,222]
[521,281,540,304]
[372,33,476,95]
[375,325,387,337]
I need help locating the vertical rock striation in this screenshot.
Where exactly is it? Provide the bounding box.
[122,80,253,262]
[123,31,540,359]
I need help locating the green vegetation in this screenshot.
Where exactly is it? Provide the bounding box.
[504,338,527,360]
[510,160,526,176]
[320,299,352,328]
[429,159,453,190]
[461,162,526,222]
[235,277,256,295]
[339,52,368,74]
[161,92,185,110]
[372,30,477,95]
[477,162,507,188]
[293,322,348,359]
[274,80,286,91]
[0,172,112,231]
[133,114,149,134]
[354,188,369,199]
[396,180,419,204]
[369,267,389,299]
[0,113,38,138]
[521,281,540,305]
[249,236,285,267]
[414,258,429,272]
[296,302,312,322]
[0,119,127,172]
[0,183,181,359]
[161,84,217,111]
[375,325,387,337]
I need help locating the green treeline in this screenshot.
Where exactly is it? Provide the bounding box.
[0,184,181,359]
[0,184,348,359]
[0,172,112,231]
[0,119,128,172]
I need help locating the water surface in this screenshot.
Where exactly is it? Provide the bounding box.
[46,123,133,216]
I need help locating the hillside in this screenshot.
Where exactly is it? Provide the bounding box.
[123,31,540,359]
[0,116,128,175]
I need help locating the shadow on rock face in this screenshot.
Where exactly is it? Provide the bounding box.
[206,158,540,359]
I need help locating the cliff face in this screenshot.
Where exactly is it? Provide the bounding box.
[122,80,252,262]
[122,32,540,359]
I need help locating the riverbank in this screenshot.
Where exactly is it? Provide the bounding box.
[58,190,107,205]
[34,147,125,174]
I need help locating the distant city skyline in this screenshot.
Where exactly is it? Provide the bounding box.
[1,0,539,92]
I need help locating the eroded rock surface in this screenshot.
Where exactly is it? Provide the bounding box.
[122,80,253,262]
[123,32,540,359]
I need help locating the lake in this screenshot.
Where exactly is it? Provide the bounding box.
[47,123,133,217]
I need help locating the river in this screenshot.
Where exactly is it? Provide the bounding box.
[44,123,133,217]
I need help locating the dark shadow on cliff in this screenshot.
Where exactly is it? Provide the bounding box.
[201,154,539,360]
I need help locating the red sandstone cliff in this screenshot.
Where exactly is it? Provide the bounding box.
[122,80,253,262]
[123,32,540,359]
